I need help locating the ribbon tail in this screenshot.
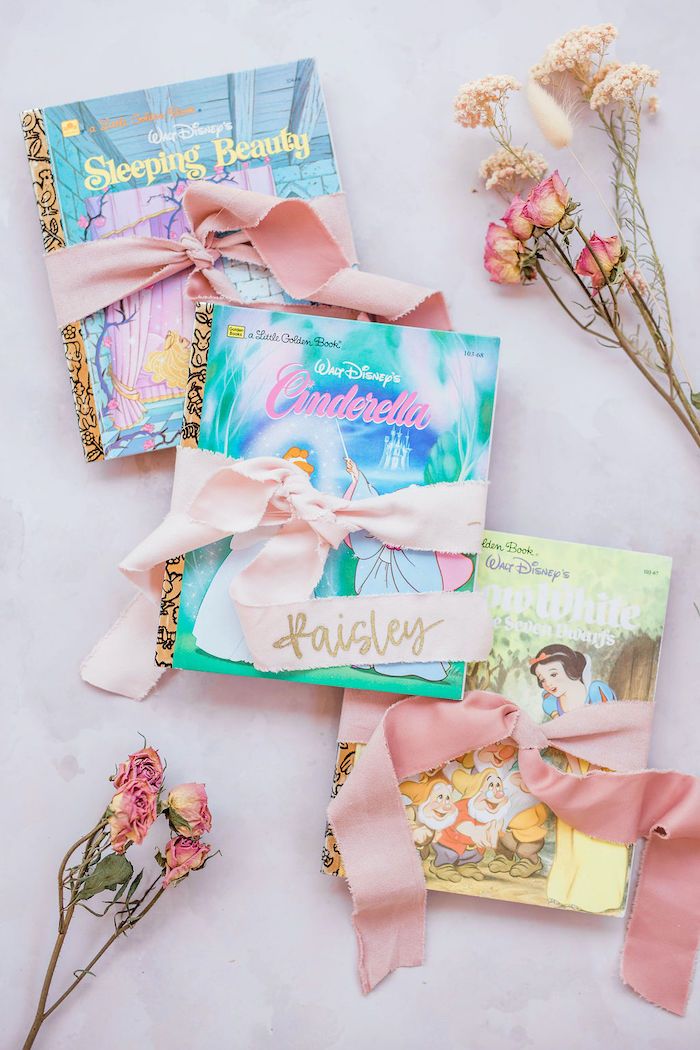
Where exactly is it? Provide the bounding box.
[622,834,700,1015]
[81,593,165,700]
[327,712,427,993]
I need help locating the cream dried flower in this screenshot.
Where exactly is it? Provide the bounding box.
[527,81,573,149]
[589,63,660,110]
[530,24,618,85]
[454,75,521,129]
[479,146,548,191]
[648,95,660,115]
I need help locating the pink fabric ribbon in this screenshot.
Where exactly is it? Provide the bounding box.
[82,448,492,696]
[45,183,450,330]
[327,690,700,1015]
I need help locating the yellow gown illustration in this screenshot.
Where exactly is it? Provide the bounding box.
[529,645,630,913]
[547,758,629,913]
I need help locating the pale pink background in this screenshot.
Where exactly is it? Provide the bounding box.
[2,1,699,1048]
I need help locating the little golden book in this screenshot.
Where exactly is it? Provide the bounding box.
[323,531,672,916]
[156,303,500,698]
[22,60,346,461]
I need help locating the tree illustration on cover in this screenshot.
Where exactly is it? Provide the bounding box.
[342,453,474,681]
[529,643,629,913]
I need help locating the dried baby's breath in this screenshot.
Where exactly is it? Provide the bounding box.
[454,75,520,129]
[589,63,660,110]
[479,146,548,191]
[530,24,618,85]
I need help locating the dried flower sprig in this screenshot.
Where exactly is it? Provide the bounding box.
[455,24,700,448]
[22,745,217,1050]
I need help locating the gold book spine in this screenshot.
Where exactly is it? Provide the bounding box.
[21,109,104,462]
[321,741,358,878]
[155,302,214,668]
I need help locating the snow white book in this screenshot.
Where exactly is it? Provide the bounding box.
[323,531,672,916]
[155,302,500,698]
[22,59,346,461]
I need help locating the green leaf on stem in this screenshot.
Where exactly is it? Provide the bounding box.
[168,810,193,836]
[75,854,134,902]
[125,870,144,904]
[691,392,700,410]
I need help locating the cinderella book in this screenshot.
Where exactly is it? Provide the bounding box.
[155,302,500,699]
[22,59,347,461]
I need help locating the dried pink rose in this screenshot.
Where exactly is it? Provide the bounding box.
[108,782,158,854]
[484,223,528,284]
[502,196,534,241]
[163,836,211,887]
[166,783,212,838]
[574,233,622,291]
[113,746,164,793]
[522,171,570,228]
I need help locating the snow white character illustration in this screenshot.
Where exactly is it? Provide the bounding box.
[342,456,474,682]
[192,447,314,662]
[529,644,629,913]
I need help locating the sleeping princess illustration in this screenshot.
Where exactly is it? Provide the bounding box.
[528,643,628,914]
[342,455,474,682]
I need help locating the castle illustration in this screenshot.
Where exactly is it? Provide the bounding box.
[379,428,411,470]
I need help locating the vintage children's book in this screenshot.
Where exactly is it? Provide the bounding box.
[156,302,500,698]
[22,60,345,461]
[323,531,672,916]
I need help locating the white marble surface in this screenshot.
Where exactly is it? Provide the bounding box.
[2,1,699,1047]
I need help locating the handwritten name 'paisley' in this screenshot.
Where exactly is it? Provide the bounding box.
[272,611,445,661]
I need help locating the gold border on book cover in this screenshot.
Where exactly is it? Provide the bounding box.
[155,301,214,665]
[21,109,104,462]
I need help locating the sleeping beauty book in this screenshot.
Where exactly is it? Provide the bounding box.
[155,303,500,698]
[323,531,672,916]
[22,59,345,461]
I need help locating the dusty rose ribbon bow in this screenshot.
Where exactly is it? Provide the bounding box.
[45,182,450,330]
[82,448,492,697]
[328,690,700,1016]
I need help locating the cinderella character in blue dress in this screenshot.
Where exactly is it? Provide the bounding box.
[342,457,474,682]
[528,643,628,913]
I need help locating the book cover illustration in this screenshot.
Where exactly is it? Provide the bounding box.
[22,59,343,461]
[161,303,499,698]
[324,531,672,916]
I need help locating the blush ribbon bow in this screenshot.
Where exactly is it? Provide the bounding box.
[44,182,450,330]
[327,690,700,1016]
[81,448,493,698]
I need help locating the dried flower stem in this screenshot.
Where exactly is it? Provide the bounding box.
[22,825,166,1050]
[538,225,700,445]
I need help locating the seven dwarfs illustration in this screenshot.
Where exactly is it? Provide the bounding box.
[399,643,628,911]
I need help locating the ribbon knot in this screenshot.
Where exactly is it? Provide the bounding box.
[44,182,452,333]
[510,710,550,752]
[83,447,493,692]
[179,231,221,272]
[327,691,700,1016]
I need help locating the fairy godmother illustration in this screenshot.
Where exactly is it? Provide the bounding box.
[342,455,474,682]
